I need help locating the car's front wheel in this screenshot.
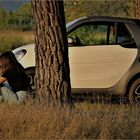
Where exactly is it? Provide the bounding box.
[25,67,35,93]
[129,78,140,105]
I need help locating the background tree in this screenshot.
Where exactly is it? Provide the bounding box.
[64,0,134,22]
[31,0,71,105]
[0,1,137,30]
[0,8,7,28]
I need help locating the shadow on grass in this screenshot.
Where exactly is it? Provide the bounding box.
[71,93,129,105]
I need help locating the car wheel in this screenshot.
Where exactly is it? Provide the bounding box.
[129,78,140,105]
[25,68,35,92]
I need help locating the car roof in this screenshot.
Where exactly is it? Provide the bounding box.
[87,16,138,23]
[66,16,140,32]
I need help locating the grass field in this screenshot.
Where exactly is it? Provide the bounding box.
[0,30,139,139]
[0,101,139,139]
[0,30,34,53]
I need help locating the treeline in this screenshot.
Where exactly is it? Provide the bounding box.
[0,0,135,31]
[0,3,32,31]
[64,0,134,22]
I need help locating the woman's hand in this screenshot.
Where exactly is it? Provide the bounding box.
[0,77,6,84]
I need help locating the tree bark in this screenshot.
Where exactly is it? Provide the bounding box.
[31,0,71,105]
[134,0,140,19]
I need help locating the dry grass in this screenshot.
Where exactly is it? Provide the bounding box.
[0,101,139,139]
[0,30,34,53]
[0,30,139,139]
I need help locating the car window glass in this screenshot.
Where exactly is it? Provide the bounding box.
[116,23,136,48]
[68,24,108,46]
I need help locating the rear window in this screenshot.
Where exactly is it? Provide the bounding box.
[134,19,140,27]
[116,23,137,48]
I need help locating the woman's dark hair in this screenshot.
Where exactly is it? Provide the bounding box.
[0,51,25,73]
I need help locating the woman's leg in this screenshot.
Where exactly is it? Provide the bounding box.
[1,86,18,104]
[16,91,28,104]
[0,93,4,103]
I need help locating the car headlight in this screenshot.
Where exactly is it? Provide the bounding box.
[14,49,27,61]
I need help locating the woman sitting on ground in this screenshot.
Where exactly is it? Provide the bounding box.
[0,51,31,104]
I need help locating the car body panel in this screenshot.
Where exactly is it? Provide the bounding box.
[13,44,137,89]
[12,44,35,68]
[69,45,137,88]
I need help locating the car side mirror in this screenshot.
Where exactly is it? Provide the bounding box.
[68,36,81,46]
[68,37,75,46]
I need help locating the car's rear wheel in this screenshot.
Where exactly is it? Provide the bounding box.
[129,78,140,105]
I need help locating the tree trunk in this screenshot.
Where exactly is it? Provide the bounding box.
[134,0,140,19]
[31,0,71,105]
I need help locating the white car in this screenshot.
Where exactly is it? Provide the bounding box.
[13,16,140,104]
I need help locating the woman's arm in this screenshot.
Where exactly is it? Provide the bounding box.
[0,77,6,84]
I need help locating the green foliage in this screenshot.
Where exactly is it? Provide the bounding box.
[0,1,136,30]
[15,3,32,30]
[68,25,107,46]
[0,8,7,27]
[0,3,32,31]
[15,3,32,16]
[0,8,6,21]
[64,0,135,22]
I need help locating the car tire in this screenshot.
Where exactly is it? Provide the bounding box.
[25,68,35,92]
[129,78,140,105]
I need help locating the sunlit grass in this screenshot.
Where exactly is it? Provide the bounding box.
[0,101,139,139]
[0,30,34,53]
[0,30,139,139]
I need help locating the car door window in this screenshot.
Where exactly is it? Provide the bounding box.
[116,23,136,48]
[68,23,116,47]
